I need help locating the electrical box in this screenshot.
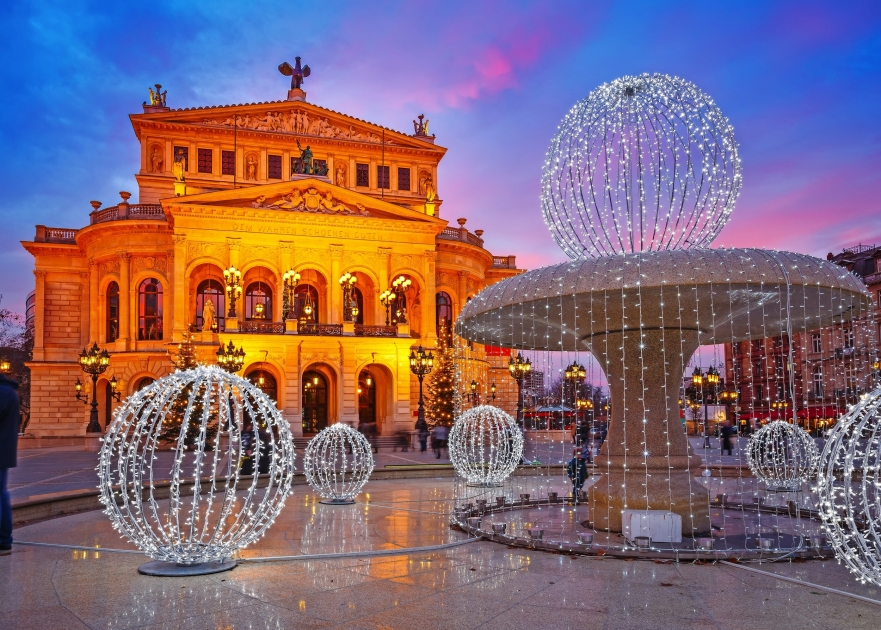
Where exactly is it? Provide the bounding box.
[621,510,682,544]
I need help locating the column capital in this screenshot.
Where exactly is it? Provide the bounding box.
[458,270,469,278]
[78,271,89,281]
[119,252,132,262]
[88,258,99,269]
[423,250,437,262]
[279,241,294,252]
[34,269,47,279]
[226,237,241,251]
[329,244,344,259]
[378,247,392,260]
[172,234,187,245]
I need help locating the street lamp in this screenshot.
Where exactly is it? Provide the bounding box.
[490,381,497,402]
[718,388,739,433]
[339,272,358,322]
[465,379,479,404]
[223,266,243,319]
[409,345,434,429]
[76,342,112,433]
[691,365,721,448]
[282,269,300,322]
[216,340,245,373]
[508,354,532,427]
[380,290,394,326]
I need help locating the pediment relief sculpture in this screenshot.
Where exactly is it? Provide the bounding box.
[250,188,371,216]
[198,109,386,144]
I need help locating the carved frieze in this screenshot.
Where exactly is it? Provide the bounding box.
[241,244,277,265]
[131,255,168,275]
[98,258,121,278]
[197,109,387,144]
[250,188,370,216]
[187,241,227,264]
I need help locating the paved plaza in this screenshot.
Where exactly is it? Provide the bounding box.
[3,475,880,629]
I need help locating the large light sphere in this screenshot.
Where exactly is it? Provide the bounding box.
[746,420,818,492]
[449,405,523,486]
[97,365,296,566]
[303,423,374,504]
[817,386,881,585]
[541,73,742,259]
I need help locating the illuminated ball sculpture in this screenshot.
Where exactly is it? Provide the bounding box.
[541,73,742,260]
[817,386,881,585]
[303,423,375,505]
[97,365,296,575]
[449,405,523,487]
[746,420,818,492]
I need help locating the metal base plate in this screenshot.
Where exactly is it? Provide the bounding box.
[319,498,356,505]
[138,559,237,577]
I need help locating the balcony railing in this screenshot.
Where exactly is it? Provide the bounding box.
[238,320,285,334]
[437,226,484,247]
[34,225,77,244]
[354,325,397,337]
[299,323,344,336]
[90,203,165,225]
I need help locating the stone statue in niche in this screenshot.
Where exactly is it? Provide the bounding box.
[172,149,186,182]
[201,299,216,332]
[335,163,347,188]
[148,84,167,106]
[246,155,258,180]
[419,172,436,201]
[150,147,163,173]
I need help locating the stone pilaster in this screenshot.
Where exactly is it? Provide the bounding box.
[422,251,437,347]
[329,245,343,324]
[33,269,46,361]
[88,259,99,344]
[118,253,131,351]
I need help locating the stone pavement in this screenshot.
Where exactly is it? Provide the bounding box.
[3,477,881,629]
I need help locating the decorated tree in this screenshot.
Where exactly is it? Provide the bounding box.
[158,330,219,448]
[426,321,455,427]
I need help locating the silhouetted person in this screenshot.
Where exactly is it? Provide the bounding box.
[0,373,20,552]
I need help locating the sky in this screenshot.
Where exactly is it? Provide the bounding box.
[1,0,880,315]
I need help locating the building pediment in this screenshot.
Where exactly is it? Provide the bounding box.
[132,100,444,153]
[164,178,445,226]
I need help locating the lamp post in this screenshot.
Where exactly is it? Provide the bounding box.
[718,388,739,433]
[216,340,245,373]
[692,365,720,448]
[282,269,300,322]
[379,290,394,326]
[339,272,358,322]
[490,381,497,402]
[508,354,532,427]
[76,342,113,433]
[390,275,412,324]
[409,345,434,429]
[465,379,479,404]
[223,266,243,319]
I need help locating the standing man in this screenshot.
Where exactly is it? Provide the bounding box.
[0,372,20,552]
[720,420,736,457]
[566,448,588,496]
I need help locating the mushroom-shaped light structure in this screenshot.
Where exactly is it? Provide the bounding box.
[98,365,296,575]
[746,420,819,491]
[449,405,523,487]
[304,423,375,504]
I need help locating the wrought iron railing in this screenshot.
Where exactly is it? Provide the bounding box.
[238,321,285,334]
[355,325,397,337]
[299,323,344,336]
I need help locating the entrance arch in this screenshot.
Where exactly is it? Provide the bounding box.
[358,369,377,427]
[246,369,278,402]
[302,370,329,434]
[358,363,394,435]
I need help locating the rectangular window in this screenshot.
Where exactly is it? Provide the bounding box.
[377,165,390,189]
[173,146,188,170]
[221,150,236,175]
[356,163,369,187]
[754,384,763,402]
[813,367,823,397]
[774,356,784,373]
[751,339,762,352]
[397,167,410,191]
[197,148,212,174]
[753,361,763,378]
[844,327,854,349]
[267,155,282,179]
[811,333,822,353]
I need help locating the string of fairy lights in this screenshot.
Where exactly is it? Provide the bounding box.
[303,422,375,504]
[448,405,523,487]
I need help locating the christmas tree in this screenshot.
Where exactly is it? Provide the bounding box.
[426,321,455,427]
[158,329,219,448]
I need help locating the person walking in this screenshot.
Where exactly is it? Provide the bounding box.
[0,373,20,552]
[240,422,255,475]
[720,420,736,457]
[415,418,429,453]
[432,424,448,459]
[566,448,588,496]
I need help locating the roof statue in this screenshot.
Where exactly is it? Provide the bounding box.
[279,57,311,101]
[148,84,167,107]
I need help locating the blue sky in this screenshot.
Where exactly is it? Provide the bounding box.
[1,0,879,314]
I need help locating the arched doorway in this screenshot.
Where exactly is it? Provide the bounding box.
[358,369,377,428]
[247,369,278,402]
[302,370,328,434]
[134,376,155,392]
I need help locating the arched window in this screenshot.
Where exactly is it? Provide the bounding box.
[138,278,163,340]
[436,291,453,337]
[247,370,277,402]
[245,281,273,320]
[302,371,328,434]
[196,279,225,331]
[106,281,119,342]
[351,287,364,324]
[294,284,319,323]
[135,377,155,391]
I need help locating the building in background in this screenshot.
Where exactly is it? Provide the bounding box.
[21,69,521,443]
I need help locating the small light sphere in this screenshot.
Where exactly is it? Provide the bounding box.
[541,73,741,259]
[746,420,818,491]
[449,405,523,486]
[97,365,296,566]
[817,386,881,585]
[303,423,374,503]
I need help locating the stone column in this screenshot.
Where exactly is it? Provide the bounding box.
[329,245,343,324]
[227,237,241,269]
[89,260,99,344]
[171,236,187,339]
[585,328,711,536]
[422,251,437,347]
[118,253,131,350]
[378,248,391,325]
[349,157,356,188]
[33,270,46,361]
[458,271,468,310]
